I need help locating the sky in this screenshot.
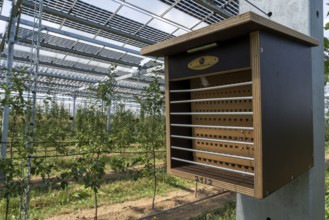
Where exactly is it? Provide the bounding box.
[324,0,329,36]
[1,1,328,41]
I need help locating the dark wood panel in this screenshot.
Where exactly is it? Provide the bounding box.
[168,36,250,80]
[259,31,313,196]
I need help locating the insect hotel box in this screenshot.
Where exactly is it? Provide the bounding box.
[141,12,318,199]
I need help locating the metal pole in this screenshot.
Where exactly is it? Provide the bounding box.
[106,104,111,133]
[71,95,76,132]
[1,16,18,158]
[101,100,104,114]
[25,0,42,218]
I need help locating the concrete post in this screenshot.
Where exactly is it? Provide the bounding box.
[1,16,17,158]
[236,1,325,219]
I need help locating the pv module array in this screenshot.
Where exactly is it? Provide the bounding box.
[0,0,239,99]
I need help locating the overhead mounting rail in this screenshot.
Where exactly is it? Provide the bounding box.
[111,0,192,32]
[0,15,146,56]
[39,73,96,83]
[0,56,164,89]
[1,0,237,98]
[195,0,233,18]
[159,0,238,25]
[13,26,144,67]
[17,36,142,67]
[0,0,23,53]
[0,54,109,76]
[21,0,156,45]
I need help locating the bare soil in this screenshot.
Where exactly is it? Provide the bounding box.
[46,185,235,220]
[46,152,329,219]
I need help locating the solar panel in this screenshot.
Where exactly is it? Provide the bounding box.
[9,0,239,96]
[159,0,238,24]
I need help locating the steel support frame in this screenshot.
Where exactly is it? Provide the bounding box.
[195,0,233,18]
[106,103,111,133]
[0,15,142,56]
[24,0,43,219]
[17,37,141,67]
[71,94,76,132]
[2,57,165,87]
[0,54,109,76]
[0,19,17,158]
[21,0,155,45]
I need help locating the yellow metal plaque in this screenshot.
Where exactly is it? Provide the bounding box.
[188,56,219,70]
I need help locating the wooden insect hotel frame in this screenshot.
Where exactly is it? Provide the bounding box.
[141,12,319,199]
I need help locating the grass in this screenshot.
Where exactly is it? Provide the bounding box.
[0,172,192,220]
[2,144,328,220]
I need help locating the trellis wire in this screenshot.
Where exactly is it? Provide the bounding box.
[5,150,166,160]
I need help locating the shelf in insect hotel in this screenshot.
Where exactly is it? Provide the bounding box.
[169,69,256,195]
[141,11,318,199]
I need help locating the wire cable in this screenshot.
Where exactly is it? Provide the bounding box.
[244,0,272,17]
[7,150,166,160]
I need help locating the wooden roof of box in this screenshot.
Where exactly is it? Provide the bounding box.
[141,11,319,57]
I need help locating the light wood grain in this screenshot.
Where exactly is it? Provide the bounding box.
[165,56,171,172]
[250,31,263,199]
[141,11,318,57]
[171,168,255,197]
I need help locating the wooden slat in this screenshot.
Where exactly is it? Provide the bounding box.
[165,56,171,172]
[187,70,255,166]
[192,115,253,127]
[194,152,255,169]
[171,146,254,160]
[192,127,253,141]
[171,124,253,130]
[141,12,318,57]
[250,31,263,199]
[192,144,254,158]
[170,96,253,104]
[191,85,252,100]
[191,99,252,112]
[172,157,254,176]
[171,166,255,197]
[185,164,254,184]
[171,112,253,115]
[189,69,252,89]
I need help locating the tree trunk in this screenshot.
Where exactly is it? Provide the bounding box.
[151,112,157,210]
[94,189,98,220]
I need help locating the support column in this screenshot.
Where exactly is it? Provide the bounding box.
[71,95,76,132]
[1,16,18,158]
[106,104,111,133]
[236,1,324,219]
